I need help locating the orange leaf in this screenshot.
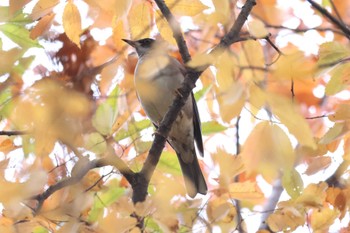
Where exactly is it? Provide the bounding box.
[326,187,347,219]
[304,156,332,175]
[30,13,55,39]
[30,0,59,20]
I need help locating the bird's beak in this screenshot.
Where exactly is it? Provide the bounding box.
[122,39,137,48]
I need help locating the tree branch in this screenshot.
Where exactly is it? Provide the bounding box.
[31,149,135,213]
[0,130,27,136]
[306,0,350,39]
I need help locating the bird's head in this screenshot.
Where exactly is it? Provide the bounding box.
[122,38,156,57]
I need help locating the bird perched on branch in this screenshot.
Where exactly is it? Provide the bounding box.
[122,38,207,197]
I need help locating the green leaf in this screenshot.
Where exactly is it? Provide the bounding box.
[32,226,49,233]
[0,7,10,22]
[202,121,227,135]
[13,55,35,74]
[158,151,182,176]
[321,0,331,7]
[92,102,114,135]
[282,168,304,199]
[144,217,161,232]
[318,41,350,66]
[194,84,212,101]
[0,23,40,49]
[88,180,125,222]
[0,88,13,115]
[114,119,152,141]
[106,85,120,122]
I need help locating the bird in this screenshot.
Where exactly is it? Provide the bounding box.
[122,38,207,197]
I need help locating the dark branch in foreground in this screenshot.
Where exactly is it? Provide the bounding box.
[306,0,350,39]
[0,130,27,136]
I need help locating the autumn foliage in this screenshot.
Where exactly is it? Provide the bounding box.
[0,0,350,232]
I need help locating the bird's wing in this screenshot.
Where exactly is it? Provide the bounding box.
[171,58,204,157]
[192,93,204,157]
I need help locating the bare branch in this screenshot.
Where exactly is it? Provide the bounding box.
[31,148,135,213]
[259,179,283,231]
[306,0,350,39]
[0,130,27,136]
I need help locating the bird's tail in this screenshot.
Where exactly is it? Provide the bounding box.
[177,154,207,198]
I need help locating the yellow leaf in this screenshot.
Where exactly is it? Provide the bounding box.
[267,93,317,149]
[187,52,217,69]
[30,0,59,20]
[0,171,47,204]
[239,41,265,82]
[273,49,316,80]
[318,41,350,66]
[249,84,266,115]
[207,197,237,224]
[112,20,127,52]
[99,212,137,233]
[215,51,237,89]
[319,122,350,144]
[241,122,295,182]
[296,182,328,207]
[216,82,245,123]
[155,10,177,45]
[310,208,339,232]
[267,202,305,232]
[325,63,350,95]
[113,0,132,19]
[11,79,91,156]
[63,1,82,48]
[212,150,245,187]
[165,0,208,16]
[248,19,269,38]
[210,0,230,25]
[228,181,264,200]
[128,2,152,39]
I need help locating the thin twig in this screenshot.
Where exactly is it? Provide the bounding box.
[0,130,27,136]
